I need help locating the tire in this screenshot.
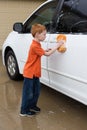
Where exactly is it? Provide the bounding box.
[5,50,23,80]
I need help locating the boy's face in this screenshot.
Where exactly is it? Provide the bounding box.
[36,30,47,42]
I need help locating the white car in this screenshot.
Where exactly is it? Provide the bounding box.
[2,0,87,105]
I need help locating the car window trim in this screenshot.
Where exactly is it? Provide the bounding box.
[50,0,65,32]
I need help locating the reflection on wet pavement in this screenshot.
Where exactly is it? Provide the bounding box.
[0,52,87,130]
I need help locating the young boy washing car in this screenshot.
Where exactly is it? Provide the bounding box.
[20,23,63,117]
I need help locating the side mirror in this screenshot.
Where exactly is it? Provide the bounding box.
[13,22,23,33]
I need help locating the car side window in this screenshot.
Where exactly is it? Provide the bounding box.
[56,0,87,34]
[71,21,87,33]
[24,1,57,33]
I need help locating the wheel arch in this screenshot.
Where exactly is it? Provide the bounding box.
[4,46,23,80]
[4,47,20,74]
[4,47,17,66]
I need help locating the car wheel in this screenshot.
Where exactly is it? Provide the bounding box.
[5,50,22,80]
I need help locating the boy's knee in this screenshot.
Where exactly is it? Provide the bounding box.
[28,93,33,100]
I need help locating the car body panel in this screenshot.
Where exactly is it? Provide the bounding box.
[47,34,87,105]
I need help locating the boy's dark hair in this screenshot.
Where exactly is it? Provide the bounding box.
[31,23,46,37]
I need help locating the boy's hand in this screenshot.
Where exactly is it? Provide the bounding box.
[45,48,52,52]
[57,40,64,48]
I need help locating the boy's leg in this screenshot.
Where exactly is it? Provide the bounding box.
[31,77,41,110]
[20,78,34,114]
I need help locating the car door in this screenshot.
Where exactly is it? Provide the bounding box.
[47,0,87,105]
[20,0,59,86]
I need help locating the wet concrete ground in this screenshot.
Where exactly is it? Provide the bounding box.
[0,52,87,130]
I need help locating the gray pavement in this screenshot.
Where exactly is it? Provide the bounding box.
[0,53,87,130]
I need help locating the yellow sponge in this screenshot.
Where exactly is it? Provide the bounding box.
[56,34,67,53]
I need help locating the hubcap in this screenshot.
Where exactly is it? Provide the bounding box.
[7,55,16,76]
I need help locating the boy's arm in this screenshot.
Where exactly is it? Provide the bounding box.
[44,41,64,56]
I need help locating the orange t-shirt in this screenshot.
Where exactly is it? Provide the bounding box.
[23,40,45,78]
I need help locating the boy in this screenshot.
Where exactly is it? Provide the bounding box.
[20,23,63,117]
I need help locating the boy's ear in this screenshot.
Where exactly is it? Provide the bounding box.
[35,32,39,37]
